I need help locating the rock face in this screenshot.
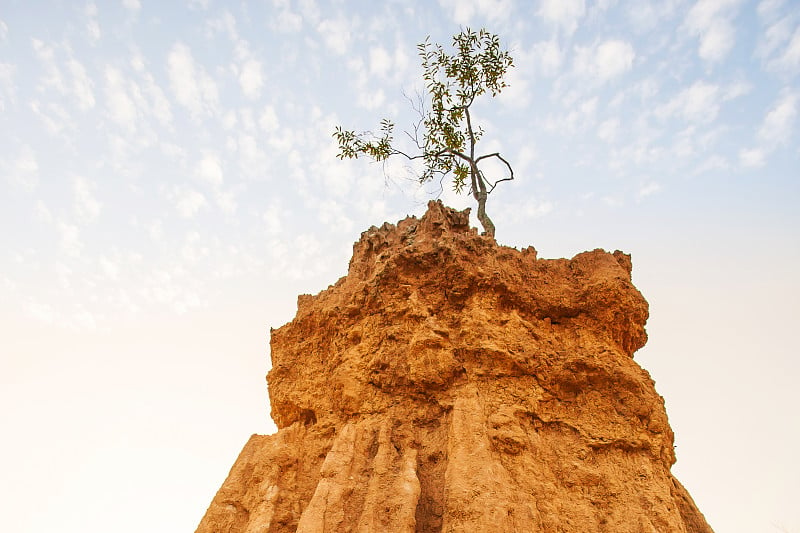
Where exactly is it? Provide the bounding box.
[196,201,713,533]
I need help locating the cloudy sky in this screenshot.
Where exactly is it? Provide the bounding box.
[1,0,798,531]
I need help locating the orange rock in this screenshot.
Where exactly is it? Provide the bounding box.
[196,200,713,533]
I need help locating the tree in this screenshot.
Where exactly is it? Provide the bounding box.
[334,28,515,238]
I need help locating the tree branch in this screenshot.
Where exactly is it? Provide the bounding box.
[474,152,514,192]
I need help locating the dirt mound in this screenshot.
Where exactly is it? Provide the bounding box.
[196,200,712,532]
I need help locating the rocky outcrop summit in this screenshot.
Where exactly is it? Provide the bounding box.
[196,201,713,532]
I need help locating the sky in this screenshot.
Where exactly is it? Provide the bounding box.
[0,0,798,531]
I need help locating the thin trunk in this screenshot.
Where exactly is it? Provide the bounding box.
[464,107,495,238]
[471,162,495,238]
[475,189,495,238]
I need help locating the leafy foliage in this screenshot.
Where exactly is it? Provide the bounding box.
[334,28,515,237]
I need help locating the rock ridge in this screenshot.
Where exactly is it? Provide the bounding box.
[196,200,713,533]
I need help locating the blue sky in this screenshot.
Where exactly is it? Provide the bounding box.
[1,1,798,532]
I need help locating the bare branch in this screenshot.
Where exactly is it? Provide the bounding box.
[475,152,515,193]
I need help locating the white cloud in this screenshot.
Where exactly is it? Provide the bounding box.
[239,59,264,99]
[30,99,73,135]
[626,1,682,33]
[24,300,56,325]
[533,39,563,77]
[538,0,585,35]
[160,143,185,163]
[345,56,390,111]
[214,190,237,214]
[71,304,100,330]
[602,195,624,208]
[637,181,662,198]
[0,19,8,42]
[238,107,256,132]
[693,154,729,174]
[85,2,101,44]
[657,81,721,123]
[769,25,800,74]
[359,88,385,110]
[496,195,554,224]
[521,197,554,218]
[757,0,785,20]
[298,0,321,26]
[206,15,265,101]
[739,147,766,167]
[318,198,354,233]
[515,145,538,177]
[369,46,392,78]
[723,80,751,100]
[234,132,268,172]
[573,39,635,84]
[697,19,735,61]
[55,261,73,290]
[438,0,514,24]
[149,220,163,242]
[685,0,741,32]
[672,125,699,158]
[36,200,53,223]
[99,256,120,281]
[758,89,798,146]
[597,118,620,142]
[319,158,355,198]
[730,89,793,168]
[181,231,209,264]
[544,95,599,135]
[222,109,238,130]
[7,145,39,190]
[131,53,145,72]
[30,38,99,112]
[271,0,303,32]
[0,62,14,110]
[137,261,207,314]
[594,0,618,10]
[31,38,66,93]
[262,231,331,281]
[758,16,793,61]
[2,276,17,292]
[67,59,95,110]
[259,105,279,132]
[392,42,411,80]
[58,220,82,256]
[209,10,239,40]
[195,153,224,185]
[683,0,742,62]
[122,0,141,12]
[86,21,101,43]
[263,202,285,235]
[675,124,723,161]
[173,187,207,218]
[139,68,173,126]
[317,17,352,55]
[104,67,138,128]
[167,42,219,120]
[498,67,531,108]
[595,40,636,81]
[73,176,102,222]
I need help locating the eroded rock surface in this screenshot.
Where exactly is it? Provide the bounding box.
[197,200,712,533]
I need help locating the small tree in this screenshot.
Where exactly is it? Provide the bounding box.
[334,28,514,238]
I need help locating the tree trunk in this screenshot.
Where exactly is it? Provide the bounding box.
[476,190,495,238]
[470,162,495,238]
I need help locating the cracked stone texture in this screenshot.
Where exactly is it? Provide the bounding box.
[196,200,713,533]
